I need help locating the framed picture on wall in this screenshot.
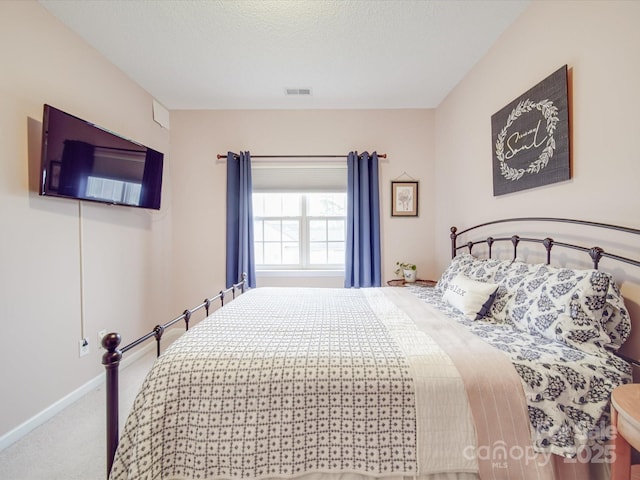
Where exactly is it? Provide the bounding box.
[491,64,570,196]
[391,181,418,217]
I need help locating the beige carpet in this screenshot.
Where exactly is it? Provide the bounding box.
[0,350,156,480]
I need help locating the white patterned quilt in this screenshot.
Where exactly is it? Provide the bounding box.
[109,287,477,480]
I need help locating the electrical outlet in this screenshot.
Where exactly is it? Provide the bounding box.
[79,338,90,357]
[98,330,107,350]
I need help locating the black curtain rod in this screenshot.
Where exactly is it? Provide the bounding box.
[217,153,387,160]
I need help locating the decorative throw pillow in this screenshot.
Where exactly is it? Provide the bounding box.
[442,274,499,320]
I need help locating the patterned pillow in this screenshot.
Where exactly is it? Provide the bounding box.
[489,262,631,353]
[486,260,540,326]
[596,276,631,351]
[436,253,511,294]
[465,256,511,283]
[435,253,477,293]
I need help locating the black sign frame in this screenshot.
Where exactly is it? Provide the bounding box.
[491,65,570,196]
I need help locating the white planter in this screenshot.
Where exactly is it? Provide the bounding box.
[403,269,417,283]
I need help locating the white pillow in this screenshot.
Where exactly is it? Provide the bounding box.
[442,274,499,320]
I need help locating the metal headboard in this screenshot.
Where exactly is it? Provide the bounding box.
[449,217,640,368]
[450,217,640,269]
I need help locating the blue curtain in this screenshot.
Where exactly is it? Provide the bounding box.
[344,151,381,288]
[225,151,256,288]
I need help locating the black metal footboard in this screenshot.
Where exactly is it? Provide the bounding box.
[102,275,247,477]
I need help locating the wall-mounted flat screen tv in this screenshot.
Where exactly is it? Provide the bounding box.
[40,104,164,210]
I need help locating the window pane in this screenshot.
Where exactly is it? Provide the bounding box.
[327,220,344,241]
[264,220,281,241]
[327,242,345,264]
[252,194,265,217]
[282,242,299,264]
[264,243,282,264]
[309,242,327,264]
[253,220,263,241]
[263,194,283,216]
[307,193,346,216]
[252,191,345,269]
[254,243,264,264]
[282,220,299,241]
[281,193,302,216]
[309,220,326,241]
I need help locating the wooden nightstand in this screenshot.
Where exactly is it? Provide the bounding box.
[611,384,640,480]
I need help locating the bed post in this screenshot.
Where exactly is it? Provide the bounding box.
[241,272,247,293]
[511,235,520,260]
[590,247,604,269]
[102,332,122,477]
[183,309,192,330]
[153,325,164,357]
[450,227,458,258]
[543,238,554,264]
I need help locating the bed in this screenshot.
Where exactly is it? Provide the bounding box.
[103,217,640,480]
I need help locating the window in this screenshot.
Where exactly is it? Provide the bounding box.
[251,161,348,271]
[86,176,142,204]
[253,192,346,269]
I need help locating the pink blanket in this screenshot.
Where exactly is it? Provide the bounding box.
[383,287,594,480]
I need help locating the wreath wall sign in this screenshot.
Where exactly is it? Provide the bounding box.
[491,65,570,196]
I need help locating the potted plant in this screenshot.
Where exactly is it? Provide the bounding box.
[395,261,417,283]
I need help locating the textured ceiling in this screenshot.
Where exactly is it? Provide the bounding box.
[39,0,530,110]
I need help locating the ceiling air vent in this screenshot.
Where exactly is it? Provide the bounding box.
[285,87,312,96]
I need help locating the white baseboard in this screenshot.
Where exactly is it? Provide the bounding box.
[0,328,183,453]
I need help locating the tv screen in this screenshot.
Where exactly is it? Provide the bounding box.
[40,104,164,210]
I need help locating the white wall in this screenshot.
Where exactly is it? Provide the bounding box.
[0,1,172,440]
[0,1,435,445]
[4,0,640,450]
[434,0,640,361]
[169,109,436,300]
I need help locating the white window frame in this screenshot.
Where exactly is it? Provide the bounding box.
[253,192,346,271]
